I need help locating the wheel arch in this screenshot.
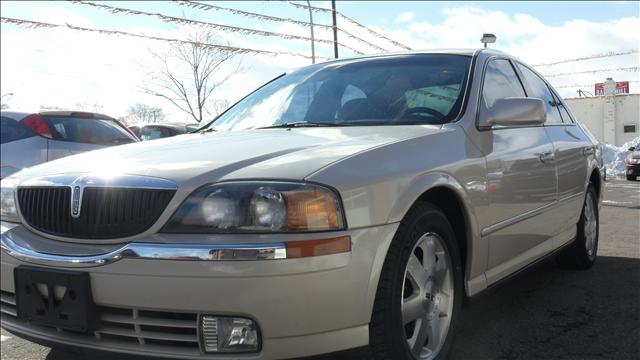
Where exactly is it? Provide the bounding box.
[387,172,485,296]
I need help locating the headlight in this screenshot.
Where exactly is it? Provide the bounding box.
[163,182,345,233]
[0,177,21,223]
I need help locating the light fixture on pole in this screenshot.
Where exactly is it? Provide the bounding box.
[480,33,496,48]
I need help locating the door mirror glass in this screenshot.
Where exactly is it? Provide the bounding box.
[479,97,546,128]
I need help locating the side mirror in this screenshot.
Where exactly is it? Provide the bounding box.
[629,147,636,151]
[479,97,546,128]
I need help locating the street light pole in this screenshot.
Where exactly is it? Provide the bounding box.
[306,0,316,64]
[332,0,338,59]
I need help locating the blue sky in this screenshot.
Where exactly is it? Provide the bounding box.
[1,1,638,121]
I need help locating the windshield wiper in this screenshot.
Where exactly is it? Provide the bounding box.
[257,121,344,129]
[198,127,217,134]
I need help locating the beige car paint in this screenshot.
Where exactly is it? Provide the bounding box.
[0,49,603,359]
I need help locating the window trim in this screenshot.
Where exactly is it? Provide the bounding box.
[513,61,569,126]
[475,56,536,131]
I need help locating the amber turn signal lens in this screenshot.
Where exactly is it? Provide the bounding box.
[283,190,342,231]
[285,236,351,258]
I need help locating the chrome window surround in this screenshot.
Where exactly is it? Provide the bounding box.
[1,228,287,268]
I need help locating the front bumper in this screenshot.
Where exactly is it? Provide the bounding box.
[1,222,399,359]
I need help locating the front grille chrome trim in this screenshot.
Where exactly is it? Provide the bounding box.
[18,174,178,190]
[1,234,287,268]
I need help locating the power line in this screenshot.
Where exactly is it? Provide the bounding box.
[532,50,639,67]
[177,0,389,53]
[72,0,364,55]
[542,66,640,78]
[0,16,332,60]
[554,80,639,89]
[283,1,411,50]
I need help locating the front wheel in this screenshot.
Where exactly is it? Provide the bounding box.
[556,184,599,269]
[370,202,463,360]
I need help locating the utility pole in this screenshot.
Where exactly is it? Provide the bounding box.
[306,0,316,64]
[332,0,338,59]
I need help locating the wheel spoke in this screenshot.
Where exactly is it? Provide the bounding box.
[427,314,442,353]
[407,253,429,287]
[411,318,430,356]
[420,237,436,272]
[433,255,447,285]
[403,295,426,324]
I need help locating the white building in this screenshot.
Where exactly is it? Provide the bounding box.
[564,78,639,147]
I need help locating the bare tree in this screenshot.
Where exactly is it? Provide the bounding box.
[142,28,241,124]
[74,102,105,113]
[126,103,166,125]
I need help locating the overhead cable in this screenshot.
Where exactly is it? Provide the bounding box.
[177,0,389,53]
[0,17,332,60]
[72,0,364,54]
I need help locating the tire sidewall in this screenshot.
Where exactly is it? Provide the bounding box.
[579,185,599,263]
[389,204,464,360]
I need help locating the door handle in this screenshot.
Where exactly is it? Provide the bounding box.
[539,151,555,163]
[582,146,595,156]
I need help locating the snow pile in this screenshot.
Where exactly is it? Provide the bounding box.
[603,136,640,176]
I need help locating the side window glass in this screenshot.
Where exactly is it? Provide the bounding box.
[516,64,563,124]
[481,59,526,113]
[1,117,35,144]
[550,90,575,123]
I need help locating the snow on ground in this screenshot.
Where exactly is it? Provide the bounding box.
[603,136,640,176]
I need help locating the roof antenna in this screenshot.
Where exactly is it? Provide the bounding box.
[481,33,496,48]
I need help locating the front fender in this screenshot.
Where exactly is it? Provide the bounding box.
[387,171,487,295]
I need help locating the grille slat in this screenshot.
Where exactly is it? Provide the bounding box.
[97,326,198,343]
[101,314,197,329]
[17,187,175,239]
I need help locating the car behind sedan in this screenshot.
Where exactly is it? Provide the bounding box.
[132,123,200,141]
[1,111,138,178]
[0,49,603,360]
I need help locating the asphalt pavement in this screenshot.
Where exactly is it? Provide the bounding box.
[2,179,639,360]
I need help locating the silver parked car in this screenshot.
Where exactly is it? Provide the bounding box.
[0,49,604,360]
[0,111,138,179]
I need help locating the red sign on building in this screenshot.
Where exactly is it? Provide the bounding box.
[595,81,630,95]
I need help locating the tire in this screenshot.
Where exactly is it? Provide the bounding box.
[370,202,463,360]
[556,184,599,269]
[627,174,636,181]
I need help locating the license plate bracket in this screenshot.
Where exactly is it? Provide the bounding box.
[14,266,97,332]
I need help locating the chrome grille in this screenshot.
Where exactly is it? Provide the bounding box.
[17,187,175,239]
[0,290,200,356]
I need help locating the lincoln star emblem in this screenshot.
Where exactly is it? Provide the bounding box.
[69,176,93,218]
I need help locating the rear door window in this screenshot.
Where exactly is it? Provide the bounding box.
[1,116,35,144]
[515,64,564,124]
[42,116,137,145]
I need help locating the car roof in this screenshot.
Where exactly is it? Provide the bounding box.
[0,110,116,121]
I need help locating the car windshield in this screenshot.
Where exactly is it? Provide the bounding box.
[43,116,137,145]
[208,54,471,131]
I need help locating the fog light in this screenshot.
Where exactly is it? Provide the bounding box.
[200,315,260,353]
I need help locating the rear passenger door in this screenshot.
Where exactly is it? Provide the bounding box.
[515,63,590,247]
[0,116,47,178]
[477,58,557,284]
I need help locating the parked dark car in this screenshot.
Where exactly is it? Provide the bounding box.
[129,123,200,141]
[626,146,640,180]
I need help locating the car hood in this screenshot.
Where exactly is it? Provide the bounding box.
[10,126,442,185]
